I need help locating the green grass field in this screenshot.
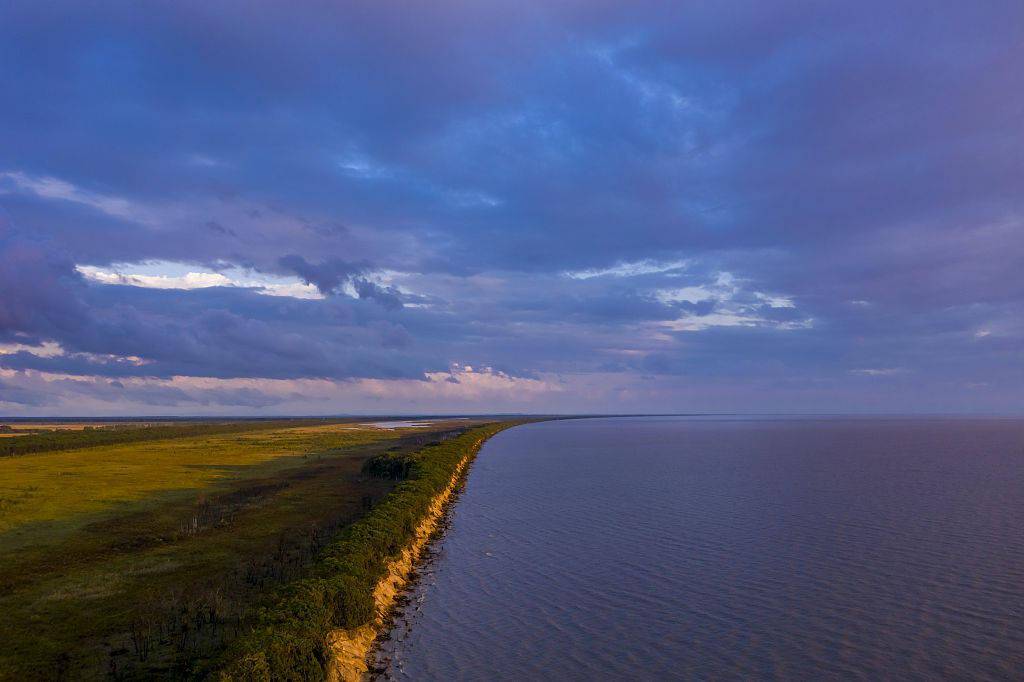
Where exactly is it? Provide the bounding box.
[220,421,521,680]
[0,419,488,680]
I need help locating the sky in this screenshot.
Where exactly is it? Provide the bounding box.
[1,1,1022,416]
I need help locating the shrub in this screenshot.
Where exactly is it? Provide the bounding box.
[217,422,516,681]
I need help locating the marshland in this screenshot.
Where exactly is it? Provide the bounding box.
[0,417,517,679]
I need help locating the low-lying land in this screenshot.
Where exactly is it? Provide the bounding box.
[218,422,519,680]
[0,417,508,680]
[0,419,364,456]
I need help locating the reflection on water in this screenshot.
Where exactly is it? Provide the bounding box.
[375,417,1024,680]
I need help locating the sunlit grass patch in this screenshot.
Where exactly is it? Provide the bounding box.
[0,419,484,678]
[0,423,401,544]
[218,422,521,680]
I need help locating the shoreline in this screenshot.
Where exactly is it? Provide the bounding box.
[325,446,478,681]
[217,422,526,680]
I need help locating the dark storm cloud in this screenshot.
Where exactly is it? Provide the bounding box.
[17,284,438,381]
[0,214,87,343]
[0,1,1021,412]
[351,279,404,310]
[277,255,370,295]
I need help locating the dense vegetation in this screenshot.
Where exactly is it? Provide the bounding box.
[0,420,488,679]
[359,428,463,479]
[218,422,518,680]
[0,419,347,457]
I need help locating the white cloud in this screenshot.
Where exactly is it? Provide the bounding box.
[76,262,324,299]
[0,341,64,357]
[850,368,905,377]
[0,171,137,220]
[337,154,393,179]
[656,271,809,332]
[662,311,763,331]
[655,285,716,304]
[756,293,796,308]
[0,341,148,366]
[78,267,233,290]
[564,258,689,280]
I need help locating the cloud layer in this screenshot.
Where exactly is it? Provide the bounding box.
[1,1,1022,414]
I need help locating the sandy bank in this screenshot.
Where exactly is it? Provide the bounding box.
[325,441,481,682]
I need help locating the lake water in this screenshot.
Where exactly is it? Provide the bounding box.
[374,417,1024,680]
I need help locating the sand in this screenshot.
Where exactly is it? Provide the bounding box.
[326,444,479,682]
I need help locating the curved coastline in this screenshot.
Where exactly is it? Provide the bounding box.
[217,421,524,680]
[325,445,479,681]
[360,417,1024,680]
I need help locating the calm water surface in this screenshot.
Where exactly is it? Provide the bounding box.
[376,417,1024,680]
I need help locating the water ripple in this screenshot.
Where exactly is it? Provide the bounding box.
[373,417,1024,681]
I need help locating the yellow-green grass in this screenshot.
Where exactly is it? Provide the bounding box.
[0,420,477,679]
[0,423,403,548]
[1,421,138,431]
[219,422,523,679]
